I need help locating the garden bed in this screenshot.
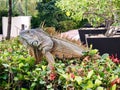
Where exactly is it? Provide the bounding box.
[0,38,120,90]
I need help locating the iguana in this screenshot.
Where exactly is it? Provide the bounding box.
[19,29,87,68]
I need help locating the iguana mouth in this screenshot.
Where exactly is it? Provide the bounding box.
[23,39,40,47]
[19,34,40,47]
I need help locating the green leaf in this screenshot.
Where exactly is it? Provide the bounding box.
[86,80,94,88]
[14,77,19,81]
[99,71,105,77]
[88,49,98,56]
[113,67,120,75]
[19,63,24,68]
[57,68,65,74]
[2,64,9,68]
[97,75,102,80]
[0,74,8,80]
[96,87,104,90]
[60,73,69,79]
[66,11,70,16]
[111,84,116,90]
[31,82,36,87]
[75,76,82,85]
[90,44,93,49]
[47,84,52,89]
[95,79,102,86]
[35,67,41,71]
[101,53,109,59]
[87,70,94,79]
[39,80,46,84]
[21,88,28,90]
[41,65,46,70]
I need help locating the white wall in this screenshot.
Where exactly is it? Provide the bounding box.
[2,16,31,37]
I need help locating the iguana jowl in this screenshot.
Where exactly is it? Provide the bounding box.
[19,29,86,67]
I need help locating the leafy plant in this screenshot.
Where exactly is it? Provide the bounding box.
[0,38,120,90]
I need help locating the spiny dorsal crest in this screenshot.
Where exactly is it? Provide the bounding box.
[43,27,86,48]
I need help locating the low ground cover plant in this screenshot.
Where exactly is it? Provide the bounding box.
[0,38,120,90]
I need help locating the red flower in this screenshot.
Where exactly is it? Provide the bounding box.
[49,72,56,81]
[109,54,120,64]
[110,78,120,86]
[70,73,75,79]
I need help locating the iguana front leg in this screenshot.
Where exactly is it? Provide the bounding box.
[39,42,55,69]
[44,52,55,69]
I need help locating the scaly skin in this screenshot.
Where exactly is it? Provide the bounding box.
[19,29,86,68]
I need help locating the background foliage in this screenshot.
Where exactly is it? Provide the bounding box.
[0,0,86,33]
[1,0,120,33]
[31,0,82,32]
[56,0,120,28]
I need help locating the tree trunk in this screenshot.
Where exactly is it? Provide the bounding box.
[6,0,12,40]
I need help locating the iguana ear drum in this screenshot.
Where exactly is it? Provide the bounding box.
[32,40,39,47]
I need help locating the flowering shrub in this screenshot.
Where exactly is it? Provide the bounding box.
[110,54,120,64]
[0,38,120,90]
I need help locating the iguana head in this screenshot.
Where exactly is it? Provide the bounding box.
[19,29,41,47]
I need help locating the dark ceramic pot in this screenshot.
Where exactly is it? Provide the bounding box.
[86,34,120,58]
[78,28,107,44]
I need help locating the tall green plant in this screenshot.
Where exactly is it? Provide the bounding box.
[0,0,39,16]
[15,0,39,16]
[35,0,68,28]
